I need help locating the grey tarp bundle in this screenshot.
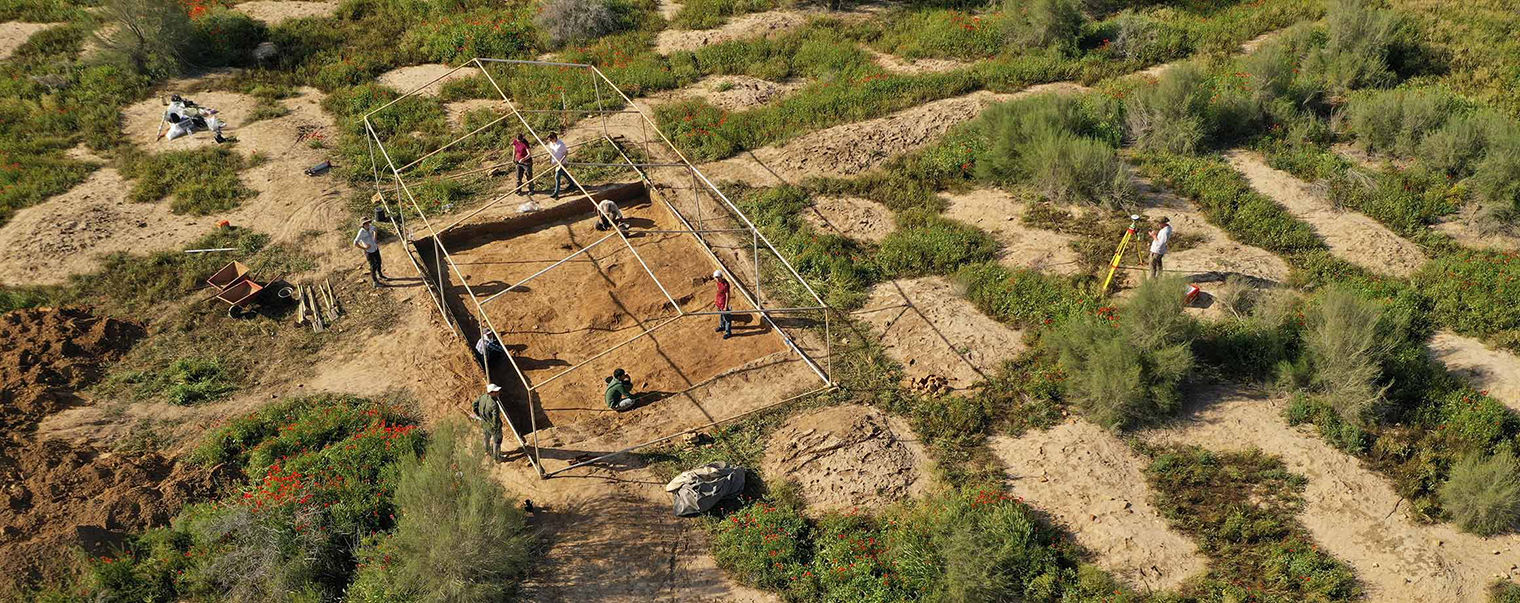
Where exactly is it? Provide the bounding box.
[664,462,746,517]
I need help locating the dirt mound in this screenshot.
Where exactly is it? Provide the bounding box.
[801,196,894,243]
[0,308,221,591]
[1143,387,1520,601]
[232,0,338,24]
[991,421,1206,591]
[941,188,1083,275]
[0,22,53,60]
[1226,150,1426,277]
[656,10,809,54]
[1429,330,1520,413]
[853,276,1026,391]
[661,75,800,112]
[865,47,967,75]
[762,405,929,512]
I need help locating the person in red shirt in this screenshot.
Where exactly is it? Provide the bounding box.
[713,270,732,339]
[511,133,532,195]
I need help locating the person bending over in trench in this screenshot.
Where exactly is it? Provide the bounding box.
[605,368,635,411]
[595,198,627,233]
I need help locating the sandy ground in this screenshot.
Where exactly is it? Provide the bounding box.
[1133,175,1291,284]
[1429,330,1520,413]
[763,404,930,512]
[701,84,1087,186]
[656,10,811,54]
[0,21,53,60]
[1434,201,1520,252]
[231,1,338,25]
[1133,29,1286,81]
[852,276,1025,391]
[1227,150,1426,277]
[865,47,968,75]
[0,168,219,286]
[801,196,894,243]
[377,63,481,96]
[941,188,1083,275]
[657,75,801,112]
[991,421,1206,592]
[1143,387,1520,602]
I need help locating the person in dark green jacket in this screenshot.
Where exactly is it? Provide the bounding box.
[474,384,504,461]
[605,368,635,411]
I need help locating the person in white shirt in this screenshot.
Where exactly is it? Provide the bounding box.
[1148,217,1172,278]
[595,198,625,232]
[353,218,387,287]
[547,133,571,199]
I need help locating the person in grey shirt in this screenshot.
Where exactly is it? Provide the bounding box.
[353,218,388,287]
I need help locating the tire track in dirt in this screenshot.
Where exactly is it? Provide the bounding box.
[992,420,1207,592]
[1143,387,1520,602]
[1226,150,1427,277]
[1428,330,1520,413]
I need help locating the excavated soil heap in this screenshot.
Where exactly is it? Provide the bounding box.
[762,405,929,512]
[0,308,218,593]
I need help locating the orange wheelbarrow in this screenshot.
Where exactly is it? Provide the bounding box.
[206,261,292,318]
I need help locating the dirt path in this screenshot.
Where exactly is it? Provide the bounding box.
[656,10,811,54]
[231,1,338,24]
[701,83,1088,186]
[1133,175,1291,284]
[0,21,53,60]
[1226,150,1426,277]
[377,63,481,96]
[493,460,779,602]
[864,47,968,75]
[941,188,1082,275]
[1143,387,1520,602]
[763,404,931,513]
[654,75,801,112]
[801,196,894,243]
[1429,331,1520,413]
[852,276,1025,391]
[991,421,1207,592]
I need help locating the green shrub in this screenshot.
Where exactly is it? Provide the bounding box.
[347,421,534,601]
[974,92,1131,207]
[1297,287,1403,426]
[876,210,998,277]
[1439,449,1520,536]
[406,8,535,63]
[96,0,197,78]
[1042,276,1195,430]
[119,147,253,215]
[1126,63,1211,154]
[1013,0,1085,54]
[1312,0,1411,95]
[1344,88,1463,156]
[872,9,1008,61]
[1473,145,1520,213]
[1416,249,1520,345]
[710,499,812,590]
[1494,581,1520,603]
[673,0,777,30]
[957,262,1094,329]
[536,0,637,48]
[189,9,268,67]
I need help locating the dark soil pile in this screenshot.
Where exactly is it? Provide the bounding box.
[0,308,221,593]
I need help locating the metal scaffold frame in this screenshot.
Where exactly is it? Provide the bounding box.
[363,58,836,478]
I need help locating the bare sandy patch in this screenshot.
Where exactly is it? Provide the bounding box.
[656,75,801,112]
[852,276,1025,391]
[1433,202,1520,252]
[1133,175,1291,284]
[656,10,810,54]
[1429,331,1520,413]
[802,196,893,243]
[377,63,481,96]
[941,188,1082,275]
[701,83,1087,186]
[121,89,260,150]
[0,22,53,60]
[865,47,969,75]
[0,168,216,286]
[992,421,1206,591]
[1226,150,1426,277]
[1143,387,1520,602]
[763,404,930,513]
[232,0,338,25]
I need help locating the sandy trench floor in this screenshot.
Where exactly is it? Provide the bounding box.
[1227,150,1427,277]
[1142,387,1520,602]
[992,421,1207,592]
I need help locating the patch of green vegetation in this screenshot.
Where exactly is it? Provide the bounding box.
[957,262,1095,329]
[113,356,239,406]
[1145,446,1362,601]
[1438,448,1520,536]
[731,184,880,309]
[33,395,429,601]
[1494,580,1520,603]
[672,0,779,29]
[876,209,997,277]
[1416,249,1520,349]
[76,228,311,314]
[118,147,254,215]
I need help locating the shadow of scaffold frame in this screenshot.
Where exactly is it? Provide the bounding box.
[362,58,837,478]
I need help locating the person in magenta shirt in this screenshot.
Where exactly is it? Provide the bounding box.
[713,271,732,339]
[511,133,532,194]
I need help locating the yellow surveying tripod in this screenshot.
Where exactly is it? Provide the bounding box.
[1099,214,1143,296]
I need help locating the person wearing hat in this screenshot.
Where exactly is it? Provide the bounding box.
[474,384,505,461]
[605,368,635,411]
[712,270,732,339]
[1148,216,1173,279]
[353,217,388,287]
